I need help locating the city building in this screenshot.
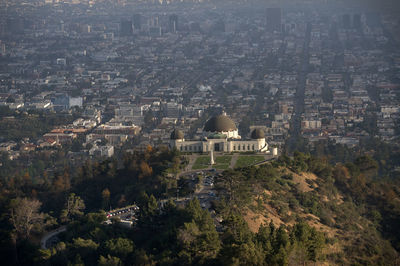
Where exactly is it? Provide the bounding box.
[120,20,133,36]
[266,8,282,32]
[89,145,114,158]
[168,14,178,33]
[133,14,141,31]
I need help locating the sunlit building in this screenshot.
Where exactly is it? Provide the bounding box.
[169,112,270,153]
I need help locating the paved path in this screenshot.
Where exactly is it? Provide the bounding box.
[229,154,239,169]
[40,226,67,249]
[185,154,198,171]
[253,156,277,166]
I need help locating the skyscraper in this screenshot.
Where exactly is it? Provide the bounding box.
[1,42,5,55]
[266,8,282,33]
[342,14,351,29]
[353,14,362,29]
[168,14,178,33]
[133,14,141,31]
[120,20,133,36]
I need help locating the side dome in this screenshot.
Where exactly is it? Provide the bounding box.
[170,129,184,140]
[251,129,265,139]
[204,114,237,132]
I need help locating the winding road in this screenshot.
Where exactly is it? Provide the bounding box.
[40,226,66,249]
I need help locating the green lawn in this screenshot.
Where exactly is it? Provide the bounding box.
[192,156,210,170]
[214,164,230,170]
[214,155,232,170]
[235,155,265,168]
[192,155,232,170]
[215,155,232,164]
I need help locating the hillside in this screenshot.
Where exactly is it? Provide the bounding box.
[214,153,400,265]
[1,149,399,265]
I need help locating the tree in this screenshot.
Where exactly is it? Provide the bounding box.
[291,222,325,262]
[256,224,272,252]
[222,213,253,245]
[101,188,111,210]
[219,241,264,266]
[72,238,99,264]
[104,238,134,259]
[273,225,289,252]
[354,155,378,178]
[139,161,153,178]
[333,164,350,187]
[147,194,158,217]
[98,255,122,266]
[60,193,85,223]
[288,242,308,266]
[178,219,221,264]
[73,254,85,266]
[216,170,251,208]
[9,197,45,239]
[52,171,71,192]
[173,198,221,264]
[134,249,155,266]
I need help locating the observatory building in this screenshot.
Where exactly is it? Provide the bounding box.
[169,112,270,153]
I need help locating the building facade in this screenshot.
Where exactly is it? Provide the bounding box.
[170,113,270,153]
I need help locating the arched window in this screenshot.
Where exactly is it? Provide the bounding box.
[247,145,250,150]
[252,144,255,150]
[233,145,236,151]
[243,145,245,150]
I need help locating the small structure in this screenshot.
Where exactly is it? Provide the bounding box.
[89,145,114,157]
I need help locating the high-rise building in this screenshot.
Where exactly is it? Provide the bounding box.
[120,20,133,36]
[60,20,64,32]
[149,16,159,27]
[133,14,141,31]
[353,14,362,29]
[168,14,178,33]
[266,8,282,32]
[342,14,351,29]
[1,42,5,55]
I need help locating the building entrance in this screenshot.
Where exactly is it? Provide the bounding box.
[214,143,220,151]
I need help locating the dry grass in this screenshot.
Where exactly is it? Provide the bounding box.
[281,169,319,193]
[243,205,286,232]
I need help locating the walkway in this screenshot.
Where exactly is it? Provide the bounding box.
[40,226,67,249]
[229,153,239,169]
[253,156,277,166]
[185,154,199,171]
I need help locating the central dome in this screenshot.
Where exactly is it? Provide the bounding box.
[170,129,184,140]
[204,114,237,132]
